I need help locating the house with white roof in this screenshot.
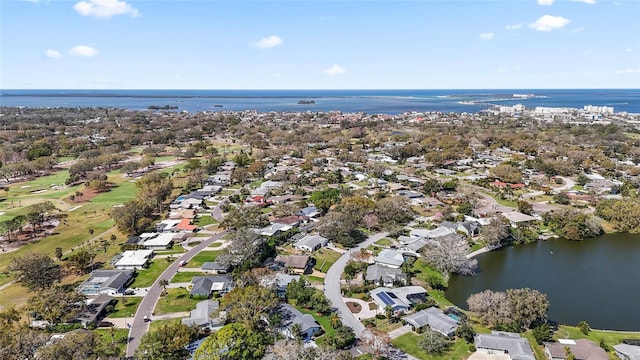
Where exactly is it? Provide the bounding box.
[294,234,328,252]
[614,342,640,360]
[113,249,154,269]
[374,249,406,269]
[140,232,177,249]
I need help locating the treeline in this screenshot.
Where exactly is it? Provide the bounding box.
[543,209,602,241]
[596,198,640,232]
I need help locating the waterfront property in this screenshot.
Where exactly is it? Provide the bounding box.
[370,286,428,313]
[474,331,535,360]
[544,339,608,360]
[402,307,459,337]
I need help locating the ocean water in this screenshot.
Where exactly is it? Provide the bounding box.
[0,89,638,115]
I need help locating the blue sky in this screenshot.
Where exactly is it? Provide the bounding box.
[1,0,639,89]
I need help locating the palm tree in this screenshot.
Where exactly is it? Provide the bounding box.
[159,279,169,302]
[329,312,342,329]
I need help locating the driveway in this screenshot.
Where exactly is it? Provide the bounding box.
[323,232,388,338]
[125,231,227,358]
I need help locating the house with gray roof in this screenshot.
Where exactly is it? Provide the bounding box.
[374,249,406,269]
[77,269,134,296]
[365,264,407,287]
[614,342,640,360]
[402,307,459,337]
[73,293,115,327]
[294,234,328,252]
[279,304,322,340]
[370,286,428,313]
[201,261,230,274]
[474,331,535,360]
[189,275,234,298]
[181,300,225,330]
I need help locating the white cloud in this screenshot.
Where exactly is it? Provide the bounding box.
[570,0,596,4]
[537,0,554,5]
[480,32,494,40]
[68,45,99,57]
[45,49,61,59]
[615,68,640,74]
[250,35,283,49]
[73,0,139,18]
[324,64,346,76]
[626,47,633,52]
[505,23,523,30]
[529,15,570,31]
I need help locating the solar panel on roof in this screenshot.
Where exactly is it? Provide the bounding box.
[377,292,395,306]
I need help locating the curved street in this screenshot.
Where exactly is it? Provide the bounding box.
[125,231,227,358]
[323,232,388,338]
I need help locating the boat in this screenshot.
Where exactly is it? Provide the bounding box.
[297,99,315,105]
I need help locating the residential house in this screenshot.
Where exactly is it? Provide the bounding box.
[272,215,306,227]
[474,331,535,360]
[189,275,234,298]
[77,269,134,295]
[501,212,537,227]
[272,273,300,297]
[181,300,225,330]
[140,233,177,250]
[365,264,407,287]
[544,339,608,360]
[113,250,154,269]
[614,341,640,360]
[299,206,321,218]
[279,304,322,340]
[369,286,428,313]
[201,261,230,274]
[409,226,455,239]
[259,223,292,237]
[73,294,115,327]
[294,234,328,252]
[374,249,406,269]
[176,218,198,232]
[402,307,459,337]
[274,255,312,274]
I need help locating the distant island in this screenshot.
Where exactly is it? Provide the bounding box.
[297,99,315,105]
[148,105,178,110]
[213,104,223,108]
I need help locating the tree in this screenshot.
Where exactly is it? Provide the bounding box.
[159,279,169,302]
[553,192,571,205]
[220,205,270,230]
[25,201,56,231]
[223,285,280,329]
[136,322,199,360]
[194,323,270,360]
[421,235,478,278]
[506,288,549,330]
[467,290,511,327]
[374,196,415,228]
[329,312,342,329]
[328,326,356,349]
[363,328,391,359]
[423,177,442,195]
[417,327,450,355]
[26,286,86,324]
[310,188,341,212]
[55,247,63,260]
[532,323,554,344]
[479,216,510,248]
[517,200,534,215]
[216,228,266,269]
[317,211,364,248]
[36,329,116,360]
[490,164,523,184]
[67,249,95,274]
[8,253,61,290]
[455,318,476,343]
[264,340,353,360]
[0,326,49,360]
[578,321,590,335]
[576,173,589,186]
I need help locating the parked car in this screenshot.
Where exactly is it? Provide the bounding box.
[178,260,187,267]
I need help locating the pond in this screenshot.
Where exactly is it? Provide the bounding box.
[446,233,640,331]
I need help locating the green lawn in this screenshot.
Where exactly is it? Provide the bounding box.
[171,271,207,283]
[522,331,549,360]
[427,290,454,307]
[154,287,199,315]
[299,308,336,337]
[556,325,640,354]
[301,275,325,284]
[129,260,173,288]
[95,327,129,357]
[313,248,342,272]
[109,296,143,318]
[149,318,182,332]
[412,259,447,287]
[184,250,220,268]
[375,238,393,246]
[193,215,217,226]
[391,333,472,360]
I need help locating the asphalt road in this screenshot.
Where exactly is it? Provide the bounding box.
[125,231,227,358]
[323,231,388,338]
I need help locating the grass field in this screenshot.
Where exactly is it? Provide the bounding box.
[130,260,173,288]
[95,327,129,356]
[313,248,342,273]
[391,333,472,360]
[375,238,393,246]
[171,271,207,283]
[149,318,182,332]
[154,287,199,315]
[184,250,220,268]
[109,296,143,318]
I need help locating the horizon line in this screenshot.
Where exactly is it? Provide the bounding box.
[2,87,639,91]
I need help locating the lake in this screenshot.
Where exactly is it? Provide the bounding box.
[446,233,640,331]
